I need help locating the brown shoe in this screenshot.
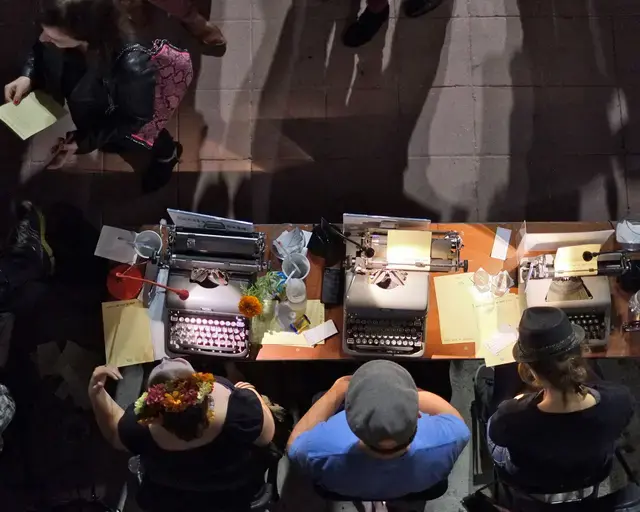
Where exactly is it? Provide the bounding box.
[184,15,227,57]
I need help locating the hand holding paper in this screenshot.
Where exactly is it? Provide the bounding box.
[4,76,33,105]
[0,91,67,140]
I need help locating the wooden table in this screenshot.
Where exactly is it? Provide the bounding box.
[253,222,640,361]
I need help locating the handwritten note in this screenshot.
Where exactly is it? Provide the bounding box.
[0,91,67,140]
[554,244,601,276]
[474,294,521,367]
[102,300,154,367]
[434,273,481,344]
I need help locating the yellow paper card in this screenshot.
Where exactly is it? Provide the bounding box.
[0,91,67,140]
[554,244,601,276]
[102,300,154,367]
[387,230,432,266]
[474,294,521,366]
[434,273,480,344]
[252,300,326,347]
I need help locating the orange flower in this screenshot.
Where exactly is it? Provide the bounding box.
[239,295,263,318]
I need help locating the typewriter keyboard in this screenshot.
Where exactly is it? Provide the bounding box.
[565,312,607,342]
[168,311,249,358]
[345,314,424,357]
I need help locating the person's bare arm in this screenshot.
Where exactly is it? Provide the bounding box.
[417,390,464,420]
[89,366,127,451]
[287,376,350,451]
[235,382,276,447]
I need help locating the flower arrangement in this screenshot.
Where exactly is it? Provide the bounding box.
[238,271,283,318]
[134,372,215,425]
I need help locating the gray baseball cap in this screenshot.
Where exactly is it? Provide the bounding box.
[345,360,419,448]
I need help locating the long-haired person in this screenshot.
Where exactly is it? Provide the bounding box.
[487,307,634,499]
[89,358,276,511]
[4,0,190,192]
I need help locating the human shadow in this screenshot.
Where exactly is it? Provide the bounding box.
[0,18,41,237]
[480,1,623,222]
[236,0,457,224]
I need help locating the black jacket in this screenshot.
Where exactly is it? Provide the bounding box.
[22,41,155,154]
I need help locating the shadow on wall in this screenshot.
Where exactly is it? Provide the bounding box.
[235,0,455,224]
[479,0,626,222]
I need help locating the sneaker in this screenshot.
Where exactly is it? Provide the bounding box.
[342,4,390,48]
[8,201,54,275]
[142,142,183,194]
[402,0,445,18]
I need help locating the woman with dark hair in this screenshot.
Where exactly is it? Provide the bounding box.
[89,358,276,511]
[4,0,188,192]
[485,307,634,500]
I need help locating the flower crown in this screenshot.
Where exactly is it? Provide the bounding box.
[134,372,215,425]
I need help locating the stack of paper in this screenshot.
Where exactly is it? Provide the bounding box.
[434,273,522,366]
[252,300,325,347]
[102,300,154,367]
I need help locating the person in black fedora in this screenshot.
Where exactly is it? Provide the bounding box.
[478,307,634,500]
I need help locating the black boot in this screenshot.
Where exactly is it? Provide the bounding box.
[342,4,390,48]
[142,130,182,194]
[401,0,445,18]
[5,201,54,276]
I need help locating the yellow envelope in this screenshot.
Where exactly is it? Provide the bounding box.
[102,300,154,367]
[0,91,67,140]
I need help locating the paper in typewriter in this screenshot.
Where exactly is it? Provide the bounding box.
[102,300,155,367]
[387,230,432,267]
[554,244,601,276]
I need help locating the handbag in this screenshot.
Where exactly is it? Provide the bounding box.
[109,39,193,149]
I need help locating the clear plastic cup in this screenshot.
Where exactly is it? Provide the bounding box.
[282,253,310,279]
[134,230,162,259]
[286,278,307,309]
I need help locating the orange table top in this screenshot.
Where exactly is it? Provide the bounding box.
[253,222,639,361]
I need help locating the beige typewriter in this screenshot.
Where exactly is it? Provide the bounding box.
[518,249,618,347]
[340,214,468,358]
[163,212,267,358]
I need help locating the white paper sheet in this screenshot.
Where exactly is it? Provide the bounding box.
[95,226,137,264]
[491,227,511,261]
[303,320,338,346]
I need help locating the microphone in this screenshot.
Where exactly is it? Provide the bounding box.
[321,218,375,258]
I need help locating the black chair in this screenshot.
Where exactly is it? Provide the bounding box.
[463,482,640,512]
[121,444,282,512]
[314,479,448,511]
